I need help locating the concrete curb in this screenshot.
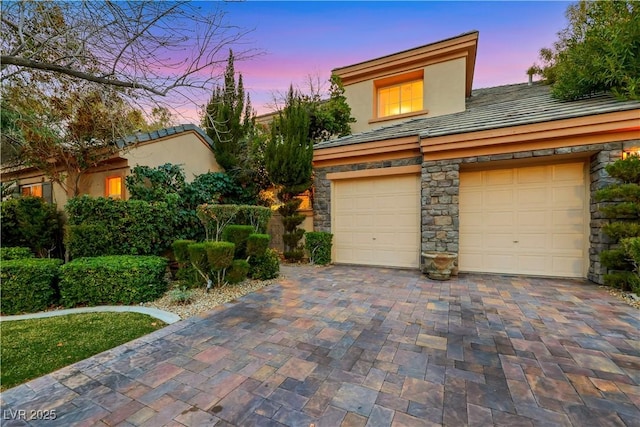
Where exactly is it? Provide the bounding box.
[0,306,181,324]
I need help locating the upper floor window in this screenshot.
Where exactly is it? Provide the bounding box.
[105,176,123,199]
[376,74,424,119]
[21,183,43,198]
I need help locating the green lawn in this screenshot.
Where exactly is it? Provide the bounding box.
[0,312,166,390]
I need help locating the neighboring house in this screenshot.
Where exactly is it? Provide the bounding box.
[1,124,222,207]
[313,31,640,284]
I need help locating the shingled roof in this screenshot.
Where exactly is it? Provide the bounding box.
[315,83,640,149]
[116,124,214,150]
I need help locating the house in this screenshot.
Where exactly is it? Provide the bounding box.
[313,31,640,284]
[1,124,222,207]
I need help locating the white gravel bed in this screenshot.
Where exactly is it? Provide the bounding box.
[142,277,278,320]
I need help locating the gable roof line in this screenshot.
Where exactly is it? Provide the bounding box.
[116,124,214,150]
[332,30,479,73]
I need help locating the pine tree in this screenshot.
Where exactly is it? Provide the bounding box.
[595,155,640,290]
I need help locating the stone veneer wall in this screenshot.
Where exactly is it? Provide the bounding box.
[313,157,422,232]
[421,141,639,284]
[313,140,639,284]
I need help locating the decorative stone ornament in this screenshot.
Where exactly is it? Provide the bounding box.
[422,251,458,280]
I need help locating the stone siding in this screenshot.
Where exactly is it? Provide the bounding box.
[420,141,638,284]
[313,140,639,284]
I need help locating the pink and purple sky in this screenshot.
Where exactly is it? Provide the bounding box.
[179,1,572,123]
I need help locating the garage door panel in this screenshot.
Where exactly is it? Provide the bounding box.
[517,166,547,184]
[486,189,514,205]
[485,234,515,249]
[460,162,586,278]
[517,187,547,205]
[486,169,514,185]
[553,163,584,181]
[485,211,514,227]
[333,175,420,268]
[552,186,584,206]
[552,233,583,251]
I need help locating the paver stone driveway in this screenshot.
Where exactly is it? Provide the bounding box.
[1,265,639,426]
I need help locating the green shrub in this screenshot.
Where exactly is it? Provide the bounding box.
[222,225,254,258]
[1,197,62,258]
[0,247,34,260]
[65,223,112,258]
[604,271,638,290]
[0,258,62,314]
[172,240,195,263]
[59,256,168,307]
[246,234,270,257]
[600,247,633,271]
[174,264,203,288]
[65,196,174,257]
[206,242,235,271]
[227,259,250,284]
[249,248,280,280]
[305,232,333,265]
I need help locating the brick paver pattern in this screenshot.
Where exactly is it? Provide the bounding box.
[1,265,639,426]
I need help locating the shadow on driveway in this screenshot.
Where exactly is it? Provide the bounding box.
[1,264,639,426]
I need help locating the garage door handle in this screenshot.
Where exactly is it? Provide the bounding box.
[373,238,376,240]
[513,240,518,243]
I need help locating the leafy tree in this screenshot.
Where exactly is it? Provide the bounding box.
[529,1,640,100]
[305,74,355,142]
[3,83,145,196]
[265,86,313,261]
[595,155,640,291]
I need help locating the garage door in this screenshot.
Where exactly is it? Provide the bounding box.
[333,174,420,268]
[459,162,587,277]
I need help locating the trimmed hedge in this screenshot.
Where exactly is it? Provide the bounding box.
[59,256,168,307]
[249,248,280,280]
[1,258,62,315]
[65,196,174,258]
[0,247,34,261]
[222,225,254,258]
[246,234,270,258]
[305,232,333,265]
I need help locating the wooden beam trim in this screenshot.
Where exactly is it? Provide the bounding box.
[334,34,478,79]
[340,51,469,86]
[326,165,421,180]
[422,131,639,161]
[314,142,419,163]
[420,110,639,149]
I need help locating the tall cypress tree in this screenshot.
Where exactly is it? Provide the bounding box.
[265,86,313,260]
[202,50,254,172]
[265,86,313,201]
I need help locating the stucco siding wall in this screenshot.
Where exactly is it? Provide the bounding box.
[423,57,466,118]
[344,58,467,134]
[123,133,221,182]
